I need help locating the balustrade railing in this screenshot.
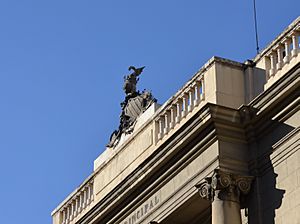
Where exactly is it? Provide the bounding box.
[156,76,204,141]
[60,180,94,224]
[262,21,300,80]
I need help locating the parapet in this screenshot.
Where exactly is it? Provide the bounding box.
[254,16,300,89]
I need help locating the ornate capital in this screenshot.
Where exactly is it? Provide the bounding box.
[196,169,254,202]
[196,177,214,201]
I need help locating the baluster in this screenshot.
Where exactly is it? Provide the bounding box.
[82,189,86,209]
[163,113,169,135]
[66,205,70,223]
[194,83,200,106]
[85,188,89,206]
[181,94,187,118]
[175,101,181,123]
[283,38,291,64]
[188,90,194,112]
[85,188,88,208]
[269,53,276,76]
[90,183,94,201]
[78,192,82,212]
[200,78,205,100]
[78,195,81,212]
[169,106,175,129]
[291,33,299,57]
[276,46,283,70]
[86,184,91,205]
[74,197,78,216]
[62,209,66,224]
[70,203,73,221]
[158,117,163,140]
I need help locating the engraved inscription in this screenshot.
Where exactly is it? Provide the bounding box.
[120,194,160,224]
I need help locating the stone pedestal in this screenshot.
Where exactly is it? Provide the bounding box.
[196,169,253,224]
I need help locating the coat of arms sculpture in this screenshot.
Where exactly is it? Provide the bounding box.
[107,66,156,148]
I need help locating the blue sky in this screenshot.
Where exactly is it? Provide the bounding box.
[0,1,299,223]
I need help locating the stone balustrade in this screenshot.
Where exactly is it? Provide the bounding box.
[60,180,94,224]
[156,76,205,141]
[260,20,300,81]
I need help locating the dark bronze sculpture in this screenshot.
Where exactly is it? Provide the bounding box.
[123,66,145,96]
[107,66,156,148]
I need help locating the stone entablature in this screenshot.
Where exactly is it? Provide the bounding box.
[119,194,160,224]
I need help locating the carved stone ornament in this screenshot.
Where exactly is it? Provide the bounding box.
[107,66,156,148]
[196,169,254,202]
[196,177,214,201]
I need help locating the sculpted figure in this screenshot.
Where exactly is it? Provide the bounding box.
[123,66,145,96]
[107,65,156,148]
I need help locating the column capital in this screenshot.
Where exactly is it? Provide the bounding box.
[196,176,214,201]
[196,169,254,202]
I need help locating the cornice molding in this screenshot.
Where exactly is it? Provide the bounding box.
[78,104,217,224]
[77,103,255,224]
[75,67,299,222]
[250,62,300,115]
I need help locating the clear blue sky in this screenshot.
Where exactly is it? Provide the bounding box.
[0,1,298,223]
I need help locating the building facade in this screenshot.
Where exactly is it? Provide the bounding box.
[52,17,300,224]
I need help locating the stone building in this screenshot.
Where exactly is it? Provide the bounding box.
[52,17,300,224]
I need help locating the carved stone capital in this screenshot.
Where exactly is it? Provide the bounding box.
[196,177,214,201]
[196,169,254,202]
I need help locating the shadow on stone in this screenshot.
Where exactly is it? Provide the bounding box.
[247,121,295,224]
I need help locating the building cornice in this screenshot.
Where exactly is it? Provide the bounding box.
[250,62,300,113]
[75,101,263,224]
[77,104,215,224]
[247,63,300,139]
[54,62,299,223]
